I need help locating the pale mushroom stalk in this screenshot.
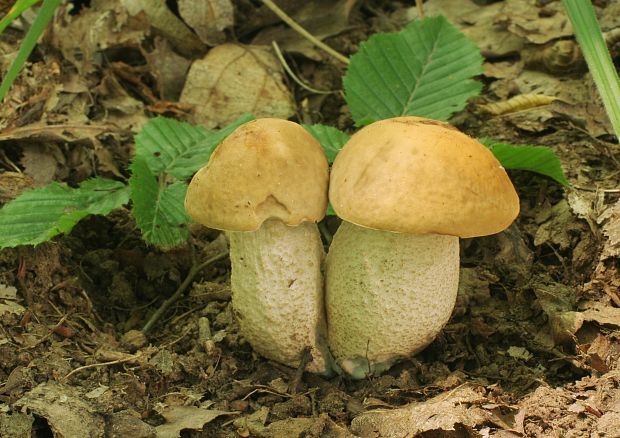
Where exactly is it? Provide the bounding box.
[185,118,332,374]
[227,219,330,373]
[326,223,459,378]
[326,117,520,379]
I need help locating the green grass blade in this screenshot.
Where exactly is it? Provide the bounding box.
[482,139,569,186]
[0,0,40,34]
[0,178,129,248]
[0,0,61,102]
[562,0,620,140]
[343,16,483,125]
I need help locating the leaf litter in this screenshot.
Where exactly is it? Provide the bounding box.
[0,0,619,436]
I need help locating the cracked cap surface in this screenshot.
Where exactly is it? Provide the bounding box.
[185,118,329,231]
[329,117,520,238]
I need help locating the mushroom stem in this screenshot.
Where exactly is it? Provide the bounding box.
[325,221,460,379]
[228,218,332,375]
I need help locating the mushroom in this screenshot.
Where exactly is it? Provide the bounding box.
[325,116,520,379]
[185,118,332,374]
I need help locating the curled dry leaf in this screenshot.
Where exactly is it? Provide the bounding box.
[599,199,620,260]
[122,0,205,58]
[351,385,494,436]
[13,382,105,438]
[403,0,524,58]
[497,0,573,44]
[155,405,235,438]
[180,44,295,128]
[52,0,150,74]
[178,0,234,46]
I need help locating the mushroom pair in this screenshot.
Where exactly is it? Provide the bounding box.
[185,117,519,379]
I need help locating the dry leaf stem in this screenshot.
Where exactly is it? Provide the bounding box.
[260,0,349,65]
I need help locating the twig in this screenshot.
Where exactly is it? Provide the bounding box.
[272,41,335,95]
[19,313,70,351]
[416,0,425,18]
[142,251,229,334]
[63,352,144,381]
[260,0,349,65]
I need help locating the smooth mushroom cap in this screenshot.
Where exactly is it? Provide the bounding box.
[185,118,329,231]
[329,117,520,238]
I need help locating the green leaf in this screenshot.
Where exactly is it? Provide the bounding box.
[0,178,129,248]
[482,139,569,186]
[343,16,483,125]
[129,156,190,248]
[134,114,253,179]
[303,124,350,163]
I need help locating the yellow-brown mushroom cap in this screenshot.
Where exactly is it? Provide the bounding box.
[185,118,329,232]
[329,117,520,238]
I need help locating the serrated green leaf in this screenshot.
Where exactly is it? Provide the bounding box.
[482,139,569,186]
[0,178,129,248]
[303,124,350,163]
[129,156,190,248]
[344,16,483,125]
[135,114,253,179]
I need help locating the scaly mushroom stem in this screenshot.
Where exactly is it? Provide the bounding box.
[325,221,459,379]
[228,219,332,375]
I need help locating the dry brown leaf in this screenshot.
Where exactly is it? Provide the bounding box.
[599,199,620,260]
[20,143,64,186]
[14,382,105,438]
[252,0,356,61]
[145,38,192,101]
[52,0,149,74]
[178,0,234,46]
[581,302,620,328]
[351,385,491,436]
[0,172,34,204]
[180,44,295,128]
[155,405,235,438]
[122,0,205,58]
[498,0,573,44]
[404,0,524,58]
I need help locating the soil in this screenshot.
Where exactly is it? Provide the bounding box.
[0,0,620,437]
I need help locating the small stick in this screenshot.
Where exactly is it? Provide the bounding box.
[272,41,335,95]
[416,0,425,18]
[142,251,229,334]
[260,0,349,65]
[63,352,144,381]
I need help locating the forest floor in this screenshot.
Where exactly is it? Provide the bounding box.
[0,0,619,437]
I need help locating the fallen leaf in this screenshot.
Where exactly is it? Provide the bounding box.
[351,385,492,436]
[178,0,234,46]
[144,38,192,101]
[13,382,105,438]
[599,199,620,260]
[155,405,235,438]
[252,0,356,60]
[20,144,64,186]
[498,0,573,44]
[122,0,205,58]
[180,44,295,128]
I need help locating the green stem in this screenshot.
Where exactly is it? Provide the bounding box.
[562,0,620,141]
[0,0,62,102]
